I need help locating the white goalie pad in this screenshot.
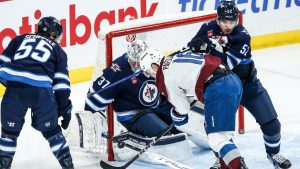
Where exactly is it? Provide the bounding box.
[63,110,110,153]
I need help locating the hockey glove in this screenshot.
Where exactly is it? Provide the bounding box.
[171,108,188,126]
[188,37,217,54]
[187,37,207,52]
[58,100,73,130]
[216,36,228,47]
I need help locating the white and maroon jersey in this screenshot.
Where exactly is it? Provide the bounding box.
[156,50,221,115]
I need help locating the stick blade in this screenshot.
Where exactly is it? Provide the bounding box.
[100,160,126,169]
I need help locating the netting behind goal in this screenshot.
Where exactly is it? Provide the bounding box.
[93,10,244,161]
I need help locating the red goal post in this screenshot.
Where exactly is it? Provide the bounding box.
[93,10,245,161]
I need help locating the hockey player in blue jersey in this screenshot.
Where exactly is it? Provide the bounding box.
[0,16,73,169]
[188,1,292,169]
[84,40,179,138]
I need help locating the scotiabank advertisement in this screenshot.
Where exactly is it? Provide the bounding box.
[1,0,300,70]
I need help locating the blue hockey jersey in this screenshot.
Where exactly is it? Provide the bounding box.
[85,54,162,122]
[0,34,70,109]
[192,20,253,69]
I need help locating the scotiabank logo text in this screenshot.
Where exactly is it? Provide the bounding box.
[0,0,158,53]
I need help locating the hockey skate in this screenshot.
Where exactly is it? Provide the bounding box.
[240,157,248,169]
[267,153,291,169]
[60,156,74,169]
[210,157,248,169]
[0,155,12,169]
[210,158,221,169]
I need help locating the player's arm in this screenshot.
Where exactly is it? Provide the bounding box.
[53,48,73,129]
[53,49,71,109]
[84,65,121,113]
[210,32,251,69]
[167,84,191,126]
[0,36,20,65]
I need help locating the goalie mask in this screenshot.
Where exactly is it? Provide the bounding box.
[217,1,239,35]
[139,47,164,78]
[127,40,148,72]
[37,16,63,43]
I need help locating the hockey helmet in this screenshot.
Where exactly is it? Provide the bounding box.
[37,16,63,43]
[139,47,164,78]
[127,40,148,62]
[217,1,239,21]
[127,40,148,72]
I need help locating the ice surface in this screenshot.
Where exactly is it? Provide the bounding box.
[1,44,300,169]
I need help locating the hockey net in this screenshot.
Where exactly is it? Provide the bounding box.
[92,10,245,161]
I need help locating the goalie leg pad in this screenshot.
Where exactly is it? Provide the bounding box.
[63,110,108,152]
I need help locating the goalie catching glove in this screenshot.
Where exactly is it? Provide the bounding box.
[58,100,73,130]
[170,108,188,126]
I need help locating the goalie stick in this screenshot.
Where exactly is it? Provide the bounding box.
[100,123,175,169]
[117,141,192,169]
[87,70,143,98]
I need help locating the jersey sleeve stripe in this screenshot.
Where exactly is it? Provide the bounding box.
[54,72,70,81]
[85,98,107,112]
[0,54,11,63]
[53,83,71,91]
[226,51,242,69]
[89,86,114,104]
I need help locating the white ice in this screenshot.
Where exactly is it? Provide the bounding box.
[1,44,300,169]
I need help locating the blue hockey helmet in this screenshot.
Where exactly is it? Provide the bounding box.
[217,1,239,21]
[37,16,63,43]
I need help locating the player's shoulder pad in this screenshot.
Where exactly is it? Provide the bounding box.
[103,53,132,78]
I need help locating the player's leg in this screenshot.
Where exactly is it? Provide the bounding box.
[31,88,74,169]
[0,86,28,169]
[120,111,170,137]
[241,68,291,168]
[204,74,247,169]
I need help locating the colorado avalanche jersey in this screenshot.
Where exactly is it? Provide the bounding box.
[0,34,70,108]
[156,50,221,115]
[192,20,252,69]
[85,54,161,121]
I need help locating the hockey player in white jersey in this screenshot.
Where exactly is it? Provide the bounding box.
[139,43,248,168]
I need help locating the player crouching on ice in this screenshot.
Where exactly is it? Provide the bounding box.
[66,40,202,161]
[139,42,248,168]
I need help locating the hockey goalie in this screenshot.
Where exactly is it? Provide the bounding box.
[64,40,209,163]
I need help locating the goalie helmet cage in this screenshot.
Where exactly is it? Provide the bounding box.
[94,10,244,161]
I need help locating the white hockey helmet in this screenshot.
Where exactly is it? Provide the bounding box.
[139,47,164,78]
[127,40,148,72]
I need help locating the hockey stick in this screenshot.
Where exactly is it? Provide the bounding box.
[100,123,175,169]
[75,113,84,148]
[117,141,192,169]
[87,70,143,98]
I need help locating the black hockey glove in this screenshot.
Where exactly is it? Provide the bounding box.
[188,36,215,53]
[58,100,73,130]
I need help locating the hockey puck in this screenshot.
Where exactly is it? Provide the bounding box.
[118,141,125,148]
